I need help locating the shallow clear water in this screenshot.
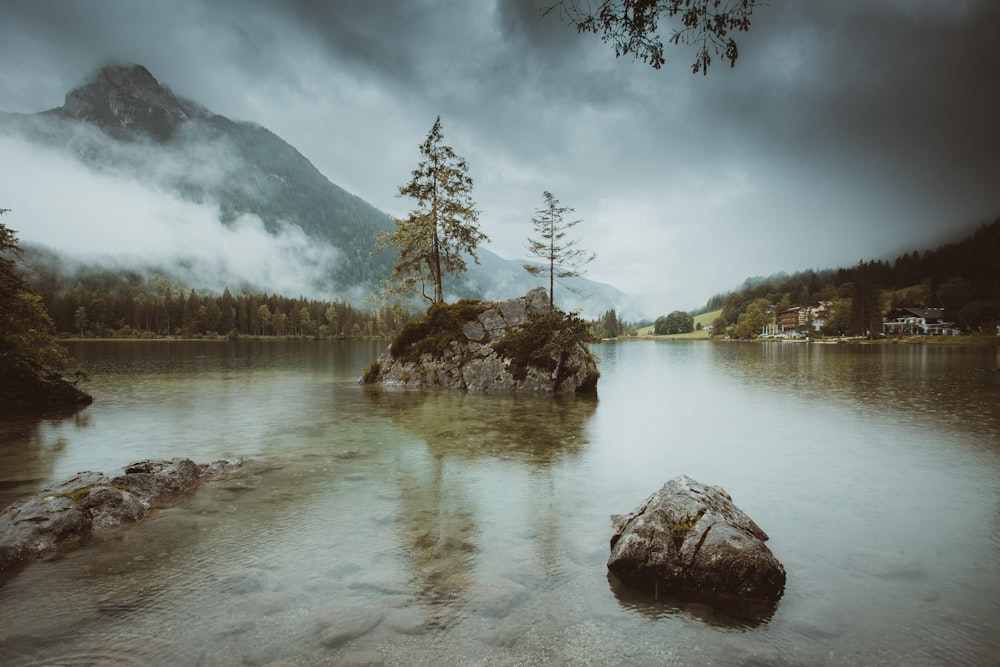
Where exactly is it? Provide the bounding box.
[1,339,999,665]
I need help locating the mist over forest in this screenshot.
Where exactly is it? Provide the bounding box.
[0,65,625,321]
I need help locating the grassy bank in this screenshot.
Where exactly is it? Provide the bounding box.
[631,309,720,340]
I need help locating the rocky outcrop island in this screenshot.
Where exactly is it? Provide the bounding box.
[361,288,599,393]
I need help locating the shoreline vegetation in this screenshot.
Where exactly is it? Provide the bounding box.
[62,331,998,347]
[625,308,998,346]
[58,334,387,343]
[615,334,997,345]
[612,331,998,346]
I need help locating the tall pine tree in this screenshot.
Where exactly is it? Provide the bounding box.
[377,117,486,305]
[524,191,594,308]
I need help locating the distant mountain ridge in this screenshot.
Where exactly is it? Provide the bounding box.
[52,64,210,140]
[0,64,624,315]
[4,64,394,288]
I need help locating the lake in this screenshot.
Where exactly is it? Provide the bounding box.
[1,339,999,665]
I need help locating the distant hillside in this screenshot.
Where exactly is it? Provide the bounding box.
[2,65,394,289]
[0,64,623,315]
[703,218,1000,335]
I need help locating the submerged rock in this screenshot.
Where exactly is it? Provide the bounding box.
[362,287,599,393]
[0,457,251,582]
[607,475,785,605]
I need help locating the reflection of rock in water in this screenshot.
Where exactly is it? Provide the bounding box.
[366,390,597,465]
[607,572,778,629]
[0,413,88,509]
[380,389,597,623]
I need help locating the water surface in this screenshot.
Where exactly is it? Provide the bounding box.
[1,339,998,665]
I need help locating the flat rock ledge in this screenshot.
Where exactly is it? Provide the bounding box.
[0,457,250,581]
[607,475,786,607]
[362,287,599,393]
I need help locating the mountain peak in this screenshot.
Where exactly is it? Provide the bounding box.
[57,63,207,140]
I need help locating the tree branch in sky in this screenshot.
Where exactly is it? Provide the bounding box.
[545,0,758,73]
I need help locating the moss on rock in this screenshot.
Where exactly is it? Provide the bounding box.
[362,289,599,393]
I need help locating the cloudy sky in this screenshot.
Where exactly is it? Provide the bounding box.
[1,0,998,314]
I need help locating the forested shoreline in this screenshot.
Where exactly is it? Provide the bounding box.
[38,283,405,340]
[17,218,1000,342]
[700,218,1000,338]
[20,257,409,339]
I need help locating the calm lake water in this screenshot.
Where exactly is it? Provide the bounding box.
[1,339,999,665]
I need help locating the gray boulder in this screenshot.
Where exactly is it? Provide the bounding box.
[362,287,599,393]
[0,457,250,581]
[607,475,785,604]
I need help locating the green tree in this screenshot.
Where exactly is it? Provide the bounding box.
[850,262,884,338]
[299,306,314,337]
[937,277,974,320]
[377,117,486,305]
[733,298,769,339]
[601,308,622,338]
[219,287,236,334]
[654,310,694,334]
[257,304,272,335]
[0,210,71,372]
[182,289,200,336]
[274,309,288,336]
[958,300,1000,332]
[203,298,221,334]
[524,191,595,308]
[545,0,758,73]
[710,314,727,337]
[74,306,88,338]
[823,298,852,336]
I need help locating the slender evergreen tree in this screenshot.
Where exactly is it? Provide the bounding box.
[377,117,486,305]
[524,191,595,308]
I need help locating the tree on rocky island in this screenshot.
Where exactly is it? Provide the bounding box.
[375,117,487,306]
[362,288,599,393]
[0,209,91,410]
[524,191,595,309]
[544,0,758,73]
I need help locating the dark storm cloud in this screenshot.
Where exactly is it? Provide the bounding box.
[723,2,1000,199]
[0,0,997,314]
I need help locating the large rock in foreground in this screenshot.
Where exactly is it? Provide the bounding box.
[362,288,599,393]
[0,457,249,582]
[608,475,785,605]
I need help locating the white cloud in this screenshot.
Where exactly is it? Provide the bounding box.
[0,132,341,298]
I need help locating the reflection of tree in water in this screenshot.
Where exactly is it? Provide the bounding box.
[394,454,480,617]
[366,389,597,465]
[365,389,597,618]
[0,411,89,508]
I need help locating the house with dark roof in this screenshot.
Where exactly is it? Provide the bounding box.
[883,307,956,335]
